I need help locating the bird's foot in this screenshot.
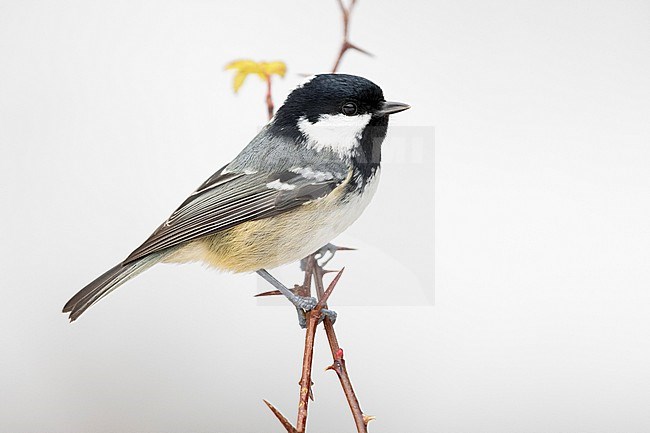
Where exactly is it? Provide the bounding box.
[300,243,356,270]
[256,269,337,328]
[295,303,337,329]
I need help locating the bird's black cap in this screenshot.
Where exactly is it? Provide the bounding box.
[272,74,386,131]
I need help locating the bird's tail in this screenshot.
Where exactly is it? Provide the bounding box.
[63,256,160,322]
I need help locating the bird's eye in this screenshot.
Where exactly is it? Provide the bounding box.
[341,102,358,116]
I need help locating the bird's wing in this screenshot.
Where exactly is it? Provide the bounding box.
[123,166,347,264]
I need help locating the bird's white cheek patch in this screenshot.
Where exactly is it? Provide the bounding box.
[298,113,372,157]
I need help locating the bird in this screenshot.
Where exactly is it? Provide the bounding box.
[63,73,410,325]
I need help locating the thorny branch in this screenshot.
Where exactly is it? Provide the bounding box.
[260,260,348,433]
[261,255,371,433]
[313,261,372,433]
[297,265,342,432]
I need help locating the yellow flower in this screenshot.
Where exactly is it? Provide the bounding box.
[224,59,287,93]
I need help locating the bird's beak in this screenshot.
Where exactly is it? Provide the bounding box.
[374,100,411,117]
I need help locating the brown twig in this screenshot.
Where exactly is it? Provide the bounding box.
[313,263,372,433]
[295,256,316,431]
[296,306,319,431]
[262,260,316,433]
[259,254,367,432]
[296,267,344,432]
[332,0,373,73]
[262,257,348,433]
[265,75,274,120]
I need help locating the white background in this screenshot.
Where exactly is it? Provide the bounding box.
[1,0,649,432]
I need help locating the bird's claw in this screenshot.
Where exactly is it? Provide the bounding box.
[255,269,338,329]
[315,243,338,267]
[294,295,338,329]
[295,295,318,311]
[300,243,355,270]
[320,308,337,324]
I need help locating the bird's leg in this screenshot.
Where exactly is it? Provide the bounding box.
[299,243,355,271]
[256,269,337,329]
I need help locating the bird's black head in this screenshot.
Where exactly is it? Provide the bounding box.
[274,74,386,124]
[269,74,410,157]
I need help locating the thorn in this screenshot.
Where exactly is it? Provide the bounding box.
[334,246,357,251]
[263,400,297,433]
[363,414,376,425]
[347,42,373,57]
[255,285,307,298]
[302,380,314,401]
[317,267,345,308]
[325,364,335,372]
[254,289,282,297]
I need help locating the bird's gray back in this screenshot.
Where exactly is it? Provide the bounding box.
[226,125,349,179]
